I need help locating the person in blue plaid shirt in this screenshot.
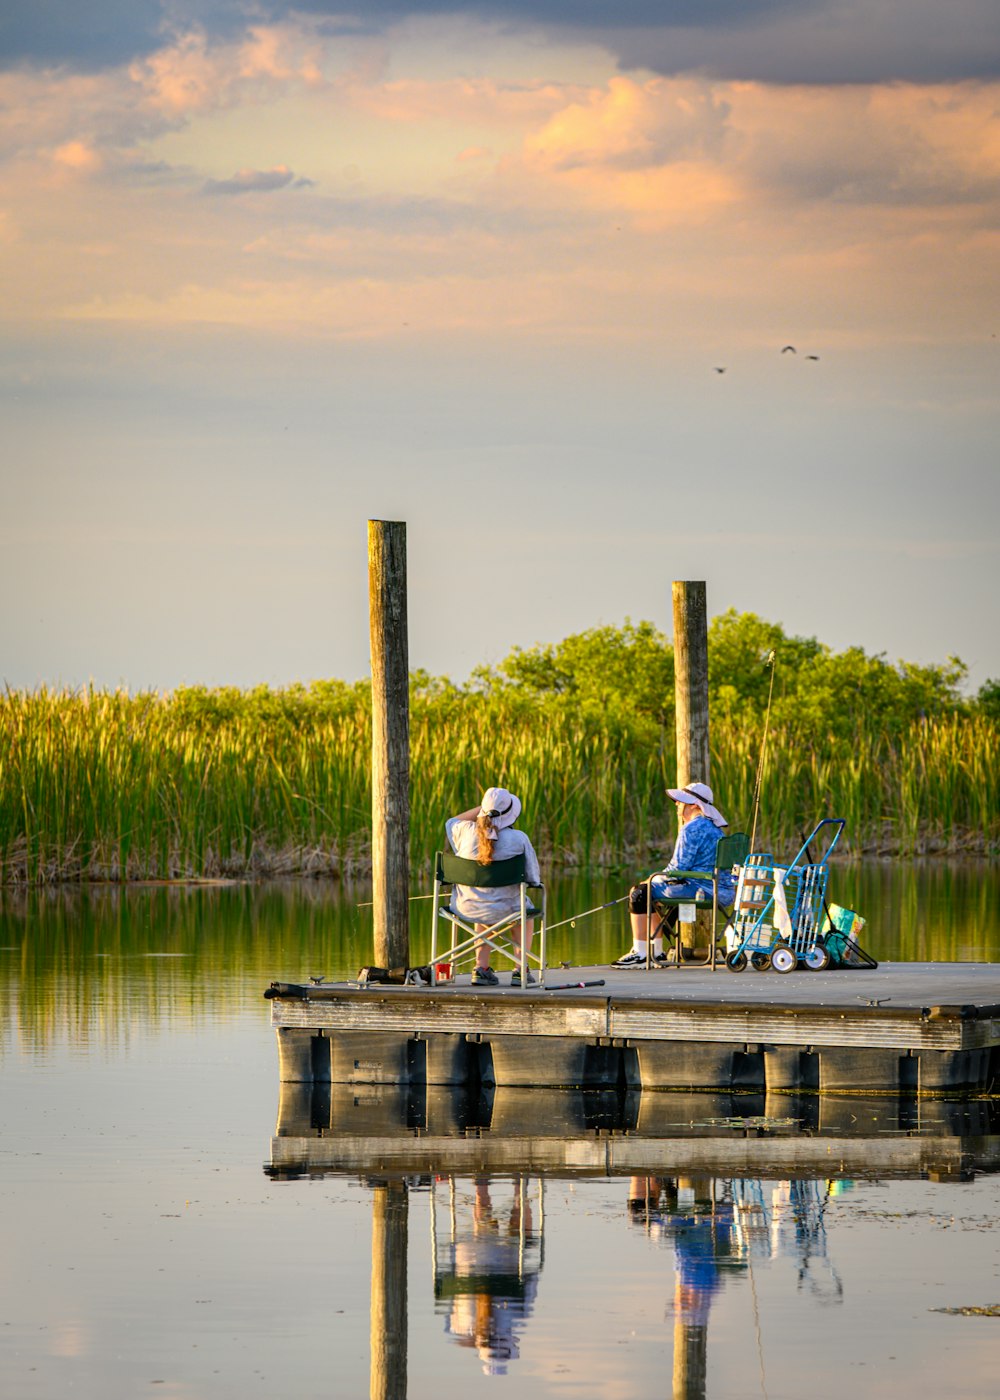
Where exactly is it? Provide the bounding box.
[612,782,732,967]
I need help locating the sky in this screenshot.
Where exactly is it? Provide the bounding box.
[2,0,998,694]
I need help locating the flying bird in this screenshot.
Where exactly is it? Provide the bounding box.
[714,366,726,374]
[805,354,820,361]
[781,345,796,353]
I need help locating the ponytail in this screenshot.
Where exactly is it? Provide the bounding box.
[475,810,498,865]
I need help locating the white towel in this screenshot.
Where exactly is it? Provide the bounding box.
[772,868,795,942]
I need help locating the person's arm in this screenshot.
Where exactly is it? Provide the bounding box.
[521,834,541,886]
[452,807,481,822]
[445,814,474,853]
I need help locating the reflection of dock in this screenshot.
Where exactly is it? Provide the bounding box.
[267,1083,1000,1181]
[266,961,1000,1094]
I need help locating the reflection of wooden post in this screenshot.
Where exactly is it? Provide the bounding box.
[368,520,410,969]
[370,1181,408,1400]
[672,581,710,786]
[672,1317,708,1400]
[672,1175,710,1400]
[673,582,711,956]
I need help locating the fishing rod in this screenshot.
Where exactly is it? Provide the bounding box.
[356,893,437,907]
[748,650,776,855]
[357,892,631,923]
[544,895,630,933]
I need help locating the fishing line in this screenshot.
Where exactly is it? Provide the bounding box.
[748,650,776,855]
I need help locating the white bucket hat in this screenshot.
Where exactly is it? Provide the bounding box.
[479,786,521,833]
[666,781,727,828]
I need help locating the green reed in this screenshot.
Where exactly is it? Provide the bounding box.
[0,686,996,885]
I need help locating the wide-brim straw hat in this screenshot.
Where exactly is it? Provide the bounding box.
[666,781,727,828]
[479,786,521,830]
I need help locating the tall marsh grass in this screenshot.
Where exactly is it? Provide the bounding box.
[1,686,996,884]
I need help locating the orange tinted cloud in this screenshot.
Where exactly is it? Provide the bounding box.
[1,22,997,346]
[52,140,102,172]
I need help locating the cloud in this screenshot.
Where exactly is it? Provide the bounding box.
[3,1,1000,83]
[1,13,997,350]
[524,75,731,173]
[52,140,103,173]
[200,165,313,194]
[521,75,1000,218]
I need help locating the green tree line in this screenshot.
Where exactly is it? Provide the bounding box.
[1,612,996,884]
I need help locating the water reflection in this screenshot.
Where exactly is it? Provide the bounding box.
[432,1176,543,1376]
[269,1086,1000,1396]
[628,1174,845,1399]
[2,861,998,1053]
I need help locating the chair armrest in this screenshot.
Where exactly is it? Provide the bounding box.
[662,869,715,880]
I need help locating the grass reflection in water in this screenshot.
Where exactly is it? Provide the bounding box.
[1,862,997,1051]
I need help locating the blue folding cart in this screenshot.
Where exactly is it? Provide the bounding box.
[725,818,845,973]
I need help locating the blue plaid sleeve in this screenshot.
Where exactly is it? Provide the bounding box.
[668,817,722,874]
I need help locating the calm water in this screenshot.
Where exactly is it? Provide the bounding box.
[2,863,999,1399]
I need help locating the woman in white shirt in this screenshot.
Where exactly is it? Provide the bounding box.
[445,786,541,987]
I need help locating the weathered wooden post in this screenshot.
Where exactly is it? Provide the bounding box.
[672,580,710,786]
[368,519,410,970]
[672,581,711,956]
[370,1180,408,1400]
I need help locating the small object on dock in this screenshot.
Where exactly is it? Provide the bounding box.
[542,979,606,991]
[309,975,326,985]
[358,965,407,985]
[859,997,891,1006]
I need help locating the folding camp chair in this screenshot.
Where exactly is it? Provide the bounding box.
[431,850,546,988]
[645,830,750,970]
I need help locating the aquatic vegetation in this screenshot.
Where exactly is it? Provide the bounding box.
[0,675,995,883]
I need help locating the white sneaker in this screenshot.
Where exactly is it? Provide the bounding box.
[612,950,646,968]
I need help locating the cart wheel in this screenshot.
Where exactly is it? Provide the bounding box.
[750,952,772,972]
[726,951,748,973]
[771,944,797,974]
[805,944,831,971]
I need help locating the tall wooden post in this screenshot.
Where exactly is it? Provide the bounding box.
[368,520,410,969]
[672,581,711,956]
[672,581,710,786]
[370,1181,408,1400]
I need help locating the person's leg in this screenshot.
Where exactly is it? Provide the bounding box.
[474,923,491,971]
[510,918,535,983]
[614,884,665,964]
[511,917,534,957]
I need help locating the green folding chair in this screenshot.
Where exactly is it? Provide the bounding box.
[646,830,750,970]
[431,850,546,988]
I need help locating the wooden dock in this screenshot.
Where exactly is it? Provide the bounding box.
[266,961,1000,1096]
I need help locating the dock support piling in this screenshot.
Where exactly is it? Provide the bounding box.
[672,580,710,786]
[672,580,711,954]
[368,519,410,970]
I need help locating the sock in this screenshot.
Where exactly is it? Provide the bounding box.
[652,936,664,956]
[633,940,648,957]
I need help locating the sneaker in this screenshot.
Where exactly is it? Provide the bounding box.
[612,950,647,968]
[652,950,670,965]
[511,969,537,986]
[472,966,499,987]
